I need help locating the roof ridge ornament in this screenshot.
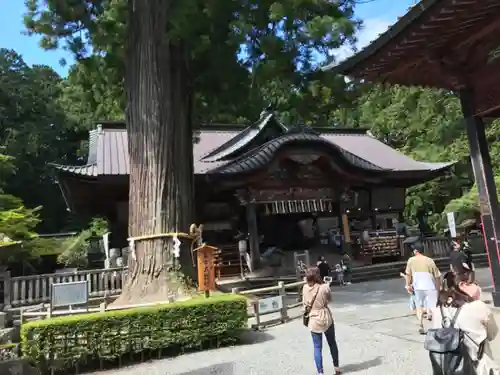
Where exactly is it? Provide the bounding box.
[259,103,275,120]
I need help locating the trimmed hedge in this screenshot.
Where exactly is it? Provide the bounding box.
[21,294,247,373]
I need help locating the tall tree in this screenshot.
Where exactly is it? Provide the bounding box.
[0,48,80,232]
[25,0,360,303]
[119,0,194,302]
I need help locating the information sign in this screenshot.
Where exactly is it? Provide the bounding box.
[447,212,457,238]
[257,296,283,315]
[51,280,89,308]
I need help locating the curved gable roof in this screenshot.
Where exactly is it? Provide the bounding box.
[206,132,384,175]
[206,130,454,176]
[200,112,288,162]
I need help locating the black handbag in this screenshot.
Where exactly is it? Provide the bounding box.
[303,286,320,327]
[424,305,477,375]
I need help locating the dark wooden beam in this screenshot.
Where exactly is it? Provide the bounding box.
[460,87,500,306]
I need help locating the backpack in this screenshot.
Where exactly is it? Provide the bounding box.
[424,305,477,375]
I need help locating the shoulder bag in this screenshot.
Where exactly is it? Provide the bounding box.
[303,286,320,327]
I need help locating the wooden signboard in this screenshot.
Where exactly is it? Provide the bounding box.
[195,244,217,292]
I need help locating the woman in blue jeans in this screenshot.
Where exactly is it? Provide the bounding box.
[303,267,340,375]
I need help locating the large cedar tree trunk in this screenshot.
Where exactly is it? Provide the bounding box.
[115,0,194,305]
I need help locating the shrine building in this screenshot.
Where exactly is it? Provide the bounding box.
[51,110,454,277]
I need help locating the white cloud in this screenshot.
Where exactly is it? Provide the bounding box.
[334,18,392,63]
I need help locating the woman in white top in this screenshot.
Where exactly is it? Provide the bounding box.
[431,272,498,373]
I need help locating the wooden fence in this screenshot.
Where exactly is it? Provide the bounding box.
[403,236,451,258]
[402,235,483,258]
[422,236,452,257]
[1,267,128,308]
[232,280,305,330]
[0,235,482,310]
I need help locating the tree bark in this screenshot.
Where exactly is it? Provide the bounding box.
[115,0,194,305]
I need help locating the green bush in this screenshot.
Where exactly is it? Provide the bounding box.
[21,294,247,373]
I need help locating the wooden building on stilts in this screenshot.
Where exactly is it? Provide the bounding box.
[51,110,453,278]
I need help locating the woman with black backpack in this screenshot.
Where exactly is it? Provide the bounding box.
[426,272,499,374]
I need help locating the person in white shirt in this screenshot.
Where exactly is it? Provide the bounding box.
[431,272,499,374]
[405,245,441,334]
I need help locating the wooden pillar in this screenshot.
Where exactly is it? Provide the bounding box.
[341,213,352,255]
[368,189,377,229]
[246,202,261,271]
[460,88,500,306]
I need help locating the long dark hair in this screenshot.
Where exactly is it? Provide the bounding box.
[437,272,474,307]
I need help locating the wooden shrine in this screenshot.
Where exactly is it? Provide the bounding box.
[51,111,454,277]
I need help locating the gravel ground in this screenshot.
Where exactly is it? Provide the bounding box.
[83,268,499,375]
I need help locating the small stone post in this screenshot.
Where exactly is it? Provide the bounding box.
[2,270,12,310]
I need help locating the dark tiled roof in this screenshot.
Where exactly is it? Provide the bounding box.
[322,133,451,171]
[201,112,288,162]
[52,127,240,176]
[207,132,385,174]
[51,123,453,177]
[96,128,129,175]
[49,163,98,177]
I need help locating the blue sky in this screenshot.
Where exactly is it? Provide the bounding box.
[0,0,415,77]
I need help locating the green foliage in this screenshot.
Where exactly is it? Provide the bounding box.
[0,149,40,245]
[24,0,360,125]
[24,237,64,257]
[335,84,486,232]
[440,176,500,230]
[87,217,109,236]
[0,48,80,233]
[56,234,89,268]
[21,294,248,372]
[0,202,40,242]
[57,217,109,268]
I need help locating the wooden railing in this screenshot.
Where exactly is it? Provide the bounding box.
[232,280,305,330]
[401,235,484,259]
[422,236,452,257]
[1,267,128,308]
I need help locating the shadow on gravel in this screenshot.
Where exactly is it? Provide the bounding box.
[177,362,234,374]
[240,329,275,345]
[341,356,383,373]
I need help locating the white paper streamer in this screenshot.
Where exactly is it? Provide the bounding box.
[172,234,181,258]
[128,238,137,260]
